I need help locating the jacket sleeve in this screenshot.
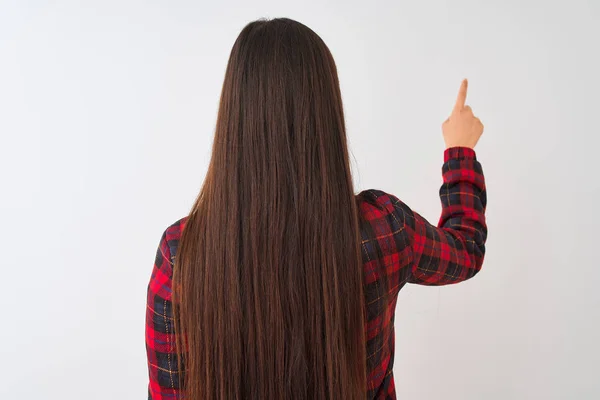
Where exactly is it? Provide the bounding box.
[146,229,183,399]
[391,147,487,285]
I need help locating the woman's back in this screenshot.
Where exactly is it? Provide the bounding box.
[147,149,486,399]
[145,17,487,400]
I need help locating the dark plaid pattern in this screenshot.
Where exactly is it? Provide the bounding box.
[146,147,487,399]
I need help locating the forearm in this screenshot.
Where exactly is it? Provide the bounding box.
[409,147,487,285]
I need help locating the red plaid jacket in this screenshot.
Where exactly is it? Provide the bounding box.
[146,147,487,399]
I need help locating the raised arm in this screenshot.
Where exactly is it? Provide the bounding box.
[406,146,487,285]
[408,79,487,285]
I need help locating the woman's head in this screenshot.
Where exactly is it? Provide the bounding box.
[208,17,352,200]
[174,18,367,399]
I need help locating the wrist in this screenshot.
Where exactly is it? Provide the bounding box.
[444,146,476,162]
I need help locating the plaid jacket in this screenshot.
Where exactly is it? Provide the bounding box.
[146,147,487,399]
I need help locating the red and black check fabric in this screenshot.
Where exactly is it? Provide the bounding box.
[146,146,487,399]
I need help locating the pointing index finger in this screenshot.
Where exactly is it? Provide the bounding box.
[453,79,468,114]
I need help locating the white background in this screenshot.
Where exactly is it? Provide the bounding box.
[1,1,599,399]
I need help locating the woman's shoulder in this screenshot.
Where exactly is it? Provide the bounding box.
[356,189,411,220]
[160,216,188,260]
[166,215,188,237]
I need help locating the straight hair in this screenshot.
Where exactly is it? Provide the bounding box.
[173,17,367,399]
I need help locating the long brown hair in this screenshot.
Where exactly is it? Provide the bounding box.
[173,17,366,399]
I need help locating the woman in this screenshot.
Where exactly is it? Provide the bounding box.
[145,17,486,400]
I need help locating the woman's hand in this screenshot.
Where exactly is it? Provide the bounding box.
[442,79,484,149]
